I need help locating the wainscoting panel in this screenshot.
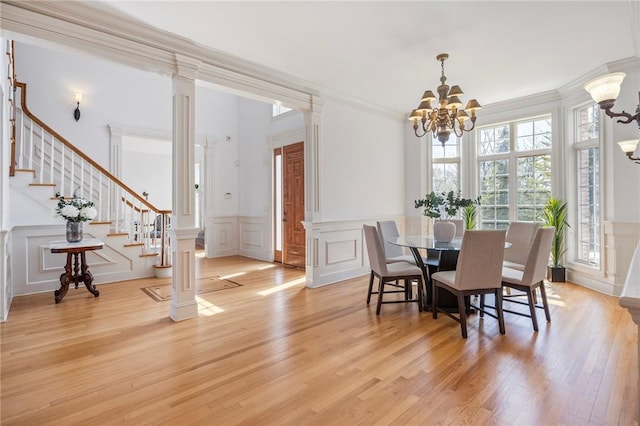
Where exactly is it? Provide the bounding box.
[206,217,238,258]
[0,230,12,322]
[239,216,271,262]
[303,218,405,288]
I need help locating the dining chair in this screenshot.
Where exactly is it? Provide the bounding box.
[363,225,424,314]
[503,221,539,271]
[498,226,555,331]
[376,220,418,264]
[449,219,465,238]
[431,230,507,338]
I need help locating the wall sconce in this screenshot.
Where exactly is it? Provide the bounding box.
[74,92,82,121]
[617,139,640,164]
[584,72,640,164]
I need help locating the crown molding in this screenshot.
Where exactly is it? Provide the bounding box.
[559,56,640,98]
[480,90,562,117]
[0,0,406,120]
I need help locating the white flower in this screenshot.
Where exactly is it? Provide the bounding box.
[80,206,97,220]
[60,205,79,219]
[54,192,97,222]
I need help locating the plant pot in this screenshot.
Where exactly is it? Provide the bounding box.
[433,220,456,242]
[548,266,565,282]
[66,221,83,243]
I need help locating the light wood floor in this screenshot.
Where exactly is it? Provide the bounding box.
[1,255,637,425]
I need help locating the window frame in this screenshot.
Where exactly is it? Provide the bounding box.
[476,114,553,229]
[569,101,603,271]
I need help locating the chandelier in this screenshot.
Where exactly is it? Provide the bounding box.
[409,53,481,146]
[583,72,640,164]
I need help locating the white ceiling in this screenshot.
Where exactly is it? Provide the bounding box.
[105,1,640,114]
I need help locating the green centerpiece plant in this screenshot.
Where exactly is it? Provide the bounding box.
[415,191,479,240]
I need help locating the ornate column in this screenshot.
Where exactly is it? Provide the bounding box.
[302,96,323,288]
[170,54,201,321]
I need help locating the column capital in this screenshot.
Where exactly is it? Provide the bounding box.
[174,53,201,81]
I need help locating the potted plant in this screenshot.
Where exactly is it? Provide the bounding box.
[415,191,477,241]
[543,197,569,282]
[461,197,481,230]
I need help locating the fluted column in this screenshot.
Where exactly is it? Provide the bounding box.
[169,54,201,321]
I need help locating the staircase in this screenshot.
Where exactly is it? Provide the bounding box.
[6,43,172,295]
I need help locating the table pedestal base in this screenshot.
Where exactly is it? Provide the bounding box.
[54,251,99,303]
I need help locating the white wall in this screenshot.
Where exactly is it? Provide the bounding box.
[609,68,640,223]
[194,85,240,217]
[14,42,172,170]
[320,100,405,222]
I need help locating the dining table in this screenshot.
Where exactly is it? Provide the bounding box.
[389,235,511,312]
[389,236,463,311]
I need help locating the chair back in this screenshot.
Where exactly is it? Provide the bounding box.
[449,219,465,237]
[363,225,388,275]
[521,227,555,285]
[504,221,539,264]
[455,230,506,290]
[376,220,404,259]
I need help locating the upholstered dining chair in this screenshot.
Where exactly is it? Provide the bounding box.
[376,220,418,264]
[449,219,465,238]
[503,221,540,271]
[363,225,424,314]
[498,226,555,331]
[431,230,507,338]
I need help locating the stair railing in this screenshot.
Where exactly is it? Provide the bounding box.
[12,81,172,267]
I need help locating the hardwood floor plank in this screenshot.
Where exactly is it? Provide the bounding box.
[1,255,637,425]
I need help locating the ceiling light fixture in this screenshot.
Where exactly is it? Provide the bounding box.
[408,53,481,146]
[584,72,640,164]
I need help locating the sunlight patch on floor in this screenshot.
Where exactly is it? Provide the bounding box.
[196,296,225,316]
[258,264,277,270]
[219,271,247,280]
[257,277,306,296]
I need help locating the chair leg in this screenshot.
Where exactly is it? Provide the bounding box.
[366,271,375,304]
[495,289,506,335]
[457,293,468,338]
[526,288,539,331]
[432,282,439,319]
[479,294,486,317]
[417,278,423,312]
[538,281,552,322]
[376,278,385,315]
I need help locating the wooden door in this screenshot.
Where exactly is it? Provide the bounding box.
[282,142,305,268]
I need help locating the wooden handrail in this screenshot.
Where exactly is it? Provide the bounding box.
[8,40,16,177]
[14,81,170,215]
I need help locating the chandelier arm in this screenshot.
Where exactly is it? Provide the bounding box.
[413,125,427,138]
[603,105,640,128]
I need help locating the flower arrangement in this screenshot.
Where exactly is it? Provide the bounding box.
[414,190,479,220]
[53,192,97,222]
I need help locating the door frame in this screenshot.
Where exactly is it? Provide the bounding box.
[270,127,306,267]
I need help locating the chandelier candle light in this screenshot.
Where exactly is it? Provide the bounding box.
[409,53,481,146]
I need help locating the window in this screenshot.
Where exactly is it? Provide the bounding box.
[432,134,460,193]
[574,104,600,266]
[477,116,552,229]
